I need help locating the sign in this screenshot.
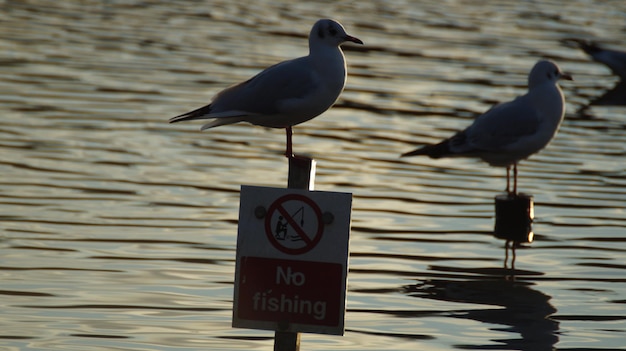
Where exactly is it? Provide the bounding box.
[264,193,324,255]
[236,257,342,326]
[233,185,352,336]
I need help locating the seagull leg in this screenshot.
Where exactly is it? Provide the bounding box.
[513,163,518,195]
[511,242,517,271]
[505,165,511,194]
[285,126,293,158]
[504,240,510,269]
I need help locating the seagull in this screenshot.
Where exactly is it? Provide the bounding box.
[572,39,626,81]
[169,19,363,158]
[401,60,573,195]
[565,39,626,108]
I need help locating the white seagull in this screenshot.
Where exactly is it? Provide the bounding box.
[169,19,363,158]
[402,60,573,195]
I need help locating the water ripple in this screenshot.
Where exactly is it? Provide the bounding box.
[1,1,624,350]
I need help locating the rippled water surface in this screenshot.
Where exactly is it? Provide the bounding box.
[1,1,625,350]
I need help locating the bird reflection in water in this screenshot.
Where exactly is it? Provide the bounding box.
[405,267,558,350]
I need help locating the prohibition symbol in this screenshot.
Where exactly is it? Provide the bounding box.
[264,194,324,255]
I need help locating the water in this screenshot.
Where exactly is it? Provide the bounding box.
[1,0,625,350]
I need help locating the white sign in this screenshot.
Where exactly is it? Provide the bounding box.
[233,185,352,335]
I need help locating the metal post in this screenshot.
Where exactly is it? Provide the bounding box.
[274,156,315,351]
[494,193,534,271]
[274,330,301,351]
[494,193,534,243]
[288,156,316,190]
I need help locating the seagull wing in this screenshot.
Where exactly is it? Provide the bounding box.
[464,96,540,152]
[169,56,320,128]
[213,57,319,115]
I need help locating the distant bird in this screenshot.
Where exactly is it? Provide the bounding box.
[169,19,363,158]
[566,39,626,108]
[402,60,573,195]
[572,39,626,81]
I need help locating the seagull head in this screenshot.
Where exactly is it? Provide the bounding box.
[528,60,573,88]
[310,19,363,49]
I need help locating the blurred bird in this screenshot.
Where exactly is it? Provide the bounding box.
[402,60,573,195]
[565,39,626,108]
[169,19,363,158]
[571,39,626,81]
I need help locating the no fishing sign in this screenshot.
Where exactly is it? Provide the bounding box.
[232,185,352,335]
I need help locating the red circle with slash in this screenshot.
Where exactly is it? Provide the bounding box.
[264,194,324,255]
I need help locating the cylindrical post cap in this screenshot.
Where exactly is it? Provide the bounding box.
[494,193,534,243]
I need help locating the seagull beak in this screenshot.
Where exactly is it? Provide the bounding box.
[560,71,574,81]
[344,34,364,45]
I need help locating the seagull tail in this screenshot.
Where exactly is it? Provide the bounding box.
[169,104,214,124]
[170,104,248,130]
[401,139,451,159]
[199,116,246,130]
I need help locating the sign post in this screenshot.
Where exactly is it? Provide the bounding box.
[233,157,352,349]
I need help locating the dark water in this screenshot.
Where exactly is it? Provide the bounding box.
[1,1,625,350]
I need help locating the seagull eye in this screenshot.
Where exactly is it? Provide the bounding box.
[329,26,337,36]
